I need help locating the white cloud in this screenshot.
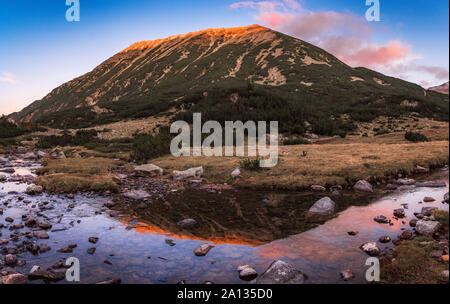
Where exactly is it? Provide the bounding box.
[0,72,18,84]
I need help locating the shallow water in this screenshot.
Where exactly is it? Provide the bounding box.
[0,156,448,284]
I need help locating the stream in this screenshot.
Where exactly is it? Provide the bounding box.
[0,154,448,284]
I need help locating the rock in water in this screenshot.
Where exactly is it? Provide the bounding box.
[340,270,355,281]
[1,273,27,284]
[26,185,43,195]
[308,197,336,216]
[393,208,406,218]
[443,192,449,203]
[394,178,416,186]
[416,220,441,237]
[379,236,391,243]
[134,164,163,177]
[252,260,305,284]
[237,265,258,281]
[416,181,447,188]
[421,207,438,216]
[194,244,215,256]
[360,242,381,257]
[374,215,391,224]
[423,197,436,203]
[353,180,373,193]
[173,167,204,181]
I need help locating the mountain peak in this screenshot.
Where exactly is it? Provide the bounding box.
[121,24,271,53]
[429,81,449,95]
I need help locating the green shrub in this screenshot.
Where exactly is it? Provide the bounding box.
[130,128,172,163]
[239,157,262,171]
[405,132,429,142]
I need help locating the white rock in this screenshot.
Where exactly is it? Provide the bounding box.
[173,167,203,181]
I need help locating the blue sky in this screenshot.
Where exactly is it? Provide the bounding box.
[0,0,448,115]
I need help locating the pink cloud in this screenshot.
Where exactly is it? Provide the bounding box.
[339,41,411,67]
[230,0,448,83]
[257,11,291,26]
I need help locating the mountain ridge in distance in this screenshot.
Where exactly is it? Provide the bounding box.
[429,82,449,95]
[10,24,449,132]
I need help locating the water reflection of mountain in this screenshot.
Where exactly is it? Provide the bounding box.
[118,189,376,246]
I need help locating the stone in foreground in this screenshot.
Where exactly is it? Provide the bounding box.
[415,220,441,237]
[340,270,355,281]
[194,244,215,257]
[374,215,391,224]
[173,167,204,181]
[252,260,305,284]
[307,197,336,216]
[134,164,163,177]
[353,180,373,193]
[123,190,151,200]
[237,265,258,281]
[360,242,381,257]
[393,208,406,218]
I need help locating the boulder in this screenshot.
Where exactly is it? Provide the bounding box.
[416,220,441,237]
[252,260,305,284]
[423,197,436,203]
[231,168,241,178]
[194,244,215,257]
[393,208,406,218]
[416,181,447,188]
[415,165,429,173]
[134,164,163,177]
[307,197,336,216]
[1,273,27,284]
[409,219,418,227]
[353,180,373,193]
[379,236,391,243]
[177,218,197,227]
[399,230,413,240]
[394,179,416,186]
[311,185,326,192]
[374,215,391,224]
[123,190,151,200]
[360,242,381,257]
[340,270,355,281]
[26,185,43,195]
[444,192,449,203]
[5,254,17,266]
[385,184,398,190]
[33,230,49,239]
[173,167,204,181]
[237,265,258,281]
[23,152,37,160]
[421,207,438,216]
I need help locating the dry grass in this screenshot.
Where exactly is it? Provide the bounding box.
[37,157,120,175]
[152,141,449,190]
[36,157,121,193]
[37,174,119,193]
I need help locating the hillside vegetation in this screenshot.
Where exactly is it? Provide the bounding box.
[9,25,449,135]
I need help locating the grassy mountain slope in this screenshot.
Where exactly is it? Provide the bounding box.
[10,25,449,134]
